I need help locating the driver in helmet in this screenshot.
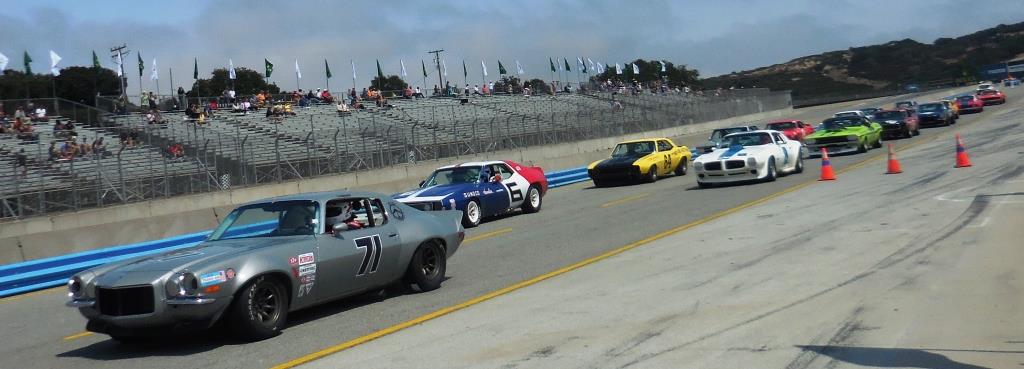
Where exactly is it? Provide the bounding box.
[325,201,365,234]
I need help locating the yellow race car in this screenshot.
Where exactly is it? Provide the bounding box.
[587,138,692,186]
[940,99,960,118]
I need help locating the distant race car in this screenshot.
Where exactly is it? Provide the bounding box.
[873,109,920,139]
[394,160,547,228]
[859,107,882,117]
[834,110,868,119]
[765,120,815,142]
[1005,78,1021,87]
[976,89,1006,105]
[804,116,882,156]
[588,138,692,186]
[940,99,960,118]
[955,95,984,113]
[977,82,994,91]
[916,102,956,127]
[695,125,759,153]
[894,101,918,110]
[67,191,464,341]
[694,130,804,188]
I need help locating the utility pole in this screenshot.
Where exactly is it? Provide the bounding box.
[428,49,444,92]
[110,44,129,101]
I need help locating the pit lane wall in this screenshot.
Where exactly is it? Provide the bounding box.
[0,105,791,297]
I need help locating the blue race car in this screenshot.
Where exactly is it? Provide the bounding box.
[393,160,548,228]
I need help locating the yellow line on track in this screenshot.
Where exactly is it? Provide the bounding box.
[462,227,513,244]
[599,193,651,208]
[62,331,93,341]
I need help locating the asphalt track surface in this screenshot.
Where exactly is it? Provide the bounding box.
[0,86,1015,369]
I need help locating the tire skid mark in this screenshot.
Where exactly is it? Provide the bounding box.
[616,200,988,369]
[785,306,866,369]
[883,171,946,195]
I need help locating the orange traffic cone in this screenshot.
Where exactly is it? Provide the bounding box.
[955,133,972,168]
[885,143,902,174]
[819,148,836,181]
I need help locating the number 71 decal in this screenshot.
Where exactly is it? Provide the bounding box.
[354,235,383,276]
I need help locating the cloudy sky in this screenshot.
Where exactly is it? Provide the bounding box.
[2,0,1023,95]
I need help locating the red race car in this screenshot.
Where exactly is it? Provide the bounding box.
[765,119,814,142]
[975,89,1006,105]
[955,95,985,113]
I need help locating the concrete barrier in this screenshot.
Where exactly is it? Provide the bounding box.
[0,106,792,268]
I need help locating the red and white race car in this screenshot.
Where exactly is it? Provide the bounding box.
[976,89,1006,105]
[765,120,815,142]
[955,95,985,113]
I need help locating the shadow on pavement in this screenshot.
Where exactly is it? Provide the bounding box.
[795,345,1003,369]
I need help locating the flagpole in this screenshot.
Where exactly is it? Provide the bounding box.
[350,60,356,96]
[169,68,174,100]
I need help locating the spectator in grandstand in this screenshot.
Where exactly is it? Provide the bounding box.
[464,84,471,96]
[256,92,266,108]
[336,101,350,115]
[47,141,58,161]
[444,81,452,96]
[15,149,27,178]
[321,90,334,104]
[351,98,366,110]
[348,89,357,105]
[14,118,38,141]
[488,81,495,95]
[433,85,441,96]
[147,92,158,110]
[91,137,108,157]
[473,85,481,95]
[292,90,302,104]
[206,99,218,117]
[186,104,201,120]
[146,109,165,124]
[59,140,76,160]
[414,86,423,98]
[31,106,48,122]
[403,86,413,99]
[78,136,93,157]
[166,142,184,159]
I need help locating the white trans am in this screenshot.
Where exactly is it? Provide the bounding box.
[694,130,805,188]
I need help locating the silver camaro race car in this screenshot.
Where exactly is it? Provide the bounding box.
[66,191,464,341]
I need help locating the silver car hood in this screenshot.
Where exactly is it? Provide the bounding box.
[92,237,305,287]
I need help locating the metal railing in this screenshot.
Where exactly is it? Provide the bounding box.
[1,89,790,220]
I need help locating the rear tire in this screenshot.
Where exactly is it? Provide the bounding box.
[461,200,481,228]
[857,141,867,153]
[674,158,688,176]
[592,179,608,188]
[872,137,882,149]
[227,275,289,341]
[521,185,542,213]
[403,241,446,292]
[794,154,804,174]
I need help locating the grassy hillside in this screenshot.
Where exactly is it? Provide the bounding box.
[703,22,1024,100]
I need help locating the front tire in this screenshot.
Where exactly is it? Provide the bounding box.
[764,159,777,182]
[227,275,289,341]
[645,165,658,183]
[857,141,867,153]
[674,158,688,176]
[872,137,882,149]
[403,241,446,292]
[794,154,804,174]
[521,185,542,213]
[462,200,482,228]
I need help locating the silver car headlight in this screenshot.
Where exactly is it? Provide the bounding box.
[694,162,703,170]
[746,157,757,167]
[67,276,83,299]
[846,135,859,142]
[165,272,199,297]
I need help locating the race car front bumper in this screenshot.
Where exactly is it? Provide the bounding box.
[694,159,764,183]
[805,143,859,156]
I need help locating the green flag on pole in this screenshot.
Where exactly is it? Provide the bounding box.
[376,59,384,81]
[462,60,468,79]
[23,51,32,74]
[421,60,428,78]
[324,59,332,79]
[563,58,571,72]
[549,57,556,73]
[137,52,144,77]
[193,58,198,79]
[498,60,507,75]
[265,59,274,78]
[92,51,101,68]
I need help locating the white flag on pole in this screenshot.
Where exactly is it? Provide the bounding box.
[295,59,302,79]
[400,59,408,77]
[615,63,623,75]
[515,60,524,75]
[49,50,62,76]
[595,62,603,74]
[660,61,666,72]
[228,59,236,79]
[442,59,448,77]
[150,58,159,80]
[116,52,123,77]
[576,57,585,72]
[351,60,356,81]
[481,60,488,77]
[0,52,8,72]
[587,58,595,73]
[632,63,639,74]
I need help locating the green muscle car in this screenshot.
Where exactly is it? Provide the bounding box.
[804,116,882,156]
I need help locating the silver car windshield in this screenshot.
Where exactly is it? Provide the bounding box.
[722,133,773,147]
[208,200,319,241]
